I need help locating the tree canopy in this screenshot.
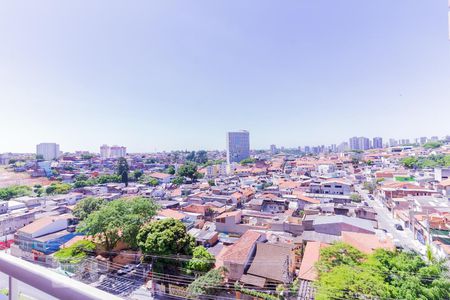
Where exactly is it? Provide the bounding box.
[132,169,144,181]
[177,163,202,182]
[187,267,226,297]
[147,178,159,186]
[116,157,129,186]
[423,142,443,149]
[137,218,194,256]
[45,182,72,195]
[54,240,96,264]
[186,246,215,273]
[349,193,363,203]
[401,155,450,169]
[315,243,450,300]
[240,157,256,165]
[0,185,31,200]
[186,150,208,164]
[171,176,185,185]
[72,197,105,221]
[77,197,158,258]
[165,165,176,175]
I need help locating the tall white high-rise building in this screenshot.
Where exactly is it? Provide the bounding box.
[358,137,370,150]
[100,145,126,158]
[337,142,349,152]
[349,137,359,150]
[373,137,383,149]
[110,145,127,158]
[100,145,111,159]
[270,144,278,155]
[389,138,398,147]
[36,143,60,161]
[226,130,250,164]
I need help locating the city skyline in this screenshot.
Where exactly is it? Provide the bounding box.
[1,132,448,155]
[1,0,450,153]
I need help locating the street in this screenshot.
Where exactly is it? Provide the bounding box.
[356,185,427,255]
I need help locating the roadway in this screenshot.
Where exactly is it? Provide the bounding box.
[356,185,426,255]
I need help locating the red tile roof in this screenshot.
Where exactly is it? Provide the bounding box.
[341,231,395,254]
[222,231,262,265]
[149,172,172,180]
[298,241,328,281]
[158,209,186,220]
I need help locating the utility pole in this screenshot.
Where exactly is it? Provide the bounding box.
[426,209,431,245]
[448,0,450,40]
[282,254,290,285]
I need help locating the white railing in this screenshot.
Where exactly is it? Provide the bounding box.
[0,253,123,300]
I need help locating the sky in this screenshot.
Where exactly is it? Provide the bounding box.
[1,0,449,153]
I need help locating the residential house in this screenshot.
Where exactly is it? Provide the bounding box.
[148,172,174,184]
[220,231,266,281]
[241,243,298,288]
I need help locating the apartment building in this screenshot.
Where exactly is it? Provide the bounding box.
[36,143,60,161]
[227,131,250,164]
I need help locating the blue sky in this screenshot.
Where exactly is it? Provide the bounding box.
[1,0,449,153]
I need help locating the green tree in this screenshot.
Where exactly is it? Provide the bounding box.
[147,178,159,186]
[363,181,376,194]
[132,169,144,181]
[74,180,87,188]
[77,197,158,259]
[45,183,72,195]
[365,159,374,166]
[81,153,95,160]
[36,154,44,161]
[54,240,96,264]
[194,150,208,164]
[145,158,156,164]
[137,218,194,256]
[97,174,121,184]
[423,142,442,149]
[116,157,129,186]
[0,185,31,200]
[186,246,215,273]
[187,267,226,297]
[186,151,196,162]
[316,264,390,300]
[349,193,363,203]
[75,174,89,181]
[72,197,105,221]
[137,218,194,273]
[240,157,256,165]
[316,242,366,274]
[165,165,176,175]
[401,156,419,169]
[316,243,450,300]
[177,163,201,182]
[171,176,184,185]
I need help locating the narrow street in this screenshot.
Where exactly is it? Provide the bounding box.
[356,185,427,255]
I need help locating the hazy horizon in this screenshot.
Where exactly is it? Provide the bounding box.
[1,0,450,153]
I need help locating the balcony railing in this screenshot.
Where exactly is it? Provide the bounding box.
[0,253,123,300]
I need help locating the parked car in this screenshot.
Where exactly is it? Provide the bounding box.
[394,239,404,250]
[117,264,135,275]
[395,224,404,231]
[368,195,374,200]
